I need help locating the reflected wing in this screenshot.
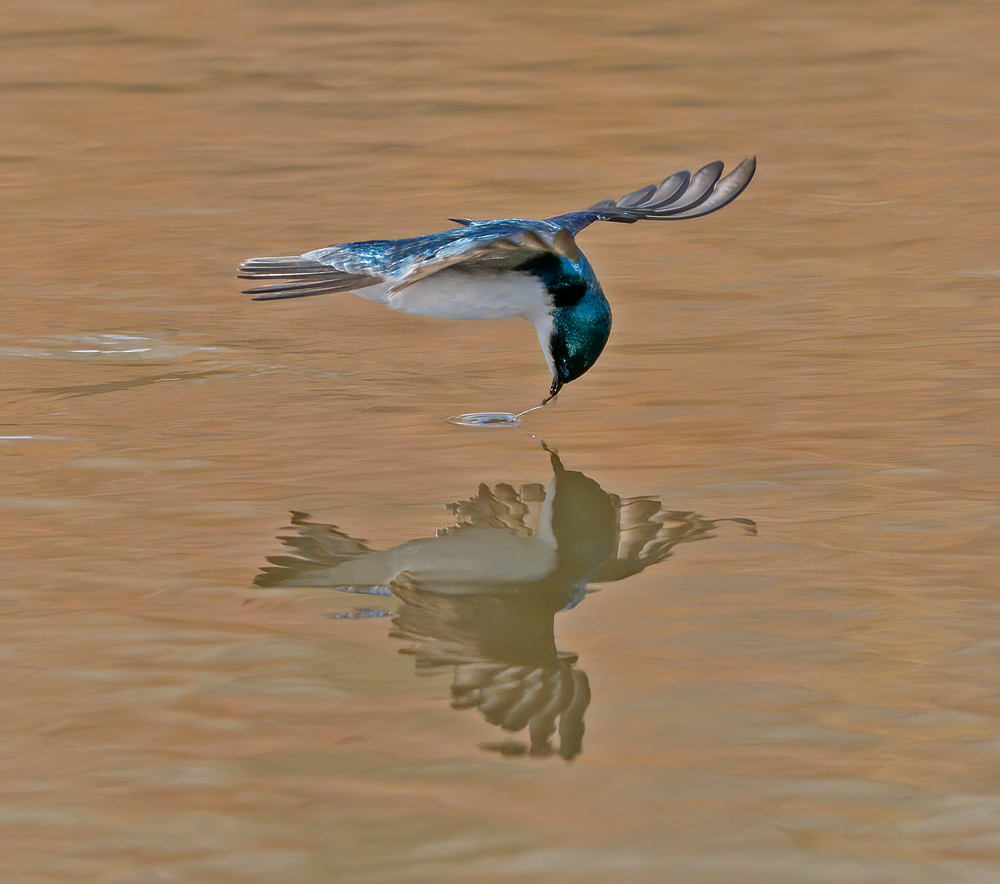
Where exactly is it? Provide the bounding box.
[254,511,377,587]
[438,481,547,537]
[457,657,591,761]
[391,571,591,760]
[589,497,757,583]
[551,156,756,234]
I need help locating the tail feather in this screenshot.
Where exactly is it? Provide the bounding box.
[238,256,380,300]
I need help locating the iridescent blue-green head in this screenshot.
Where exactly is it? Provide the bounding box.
[519,246,612,403]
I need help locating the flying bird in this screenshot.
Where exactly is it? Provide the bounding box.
[239,157,756,404]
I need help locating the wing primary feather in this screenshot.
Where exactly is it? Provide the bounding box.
[640,171,691,209]
[639,161,724,215]
[240,257,328,271]
[244,277,367,295]
[660,156,756,219]
[238,268,340,278]
[247,276,378,300]
[239,255,380,300]
[615,183,658,208]
[570,157,756,227]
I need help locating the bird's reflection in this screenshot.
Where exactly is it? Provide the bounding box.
[256,445,755,760]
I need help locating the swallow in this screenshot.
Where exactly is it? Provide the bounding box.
[239,157,756,403]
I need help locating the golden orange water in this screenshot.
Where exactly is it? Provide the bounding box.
[3,1,1000,881]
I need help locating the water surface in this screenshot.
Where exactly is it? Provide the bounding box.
[3,1,1000,882]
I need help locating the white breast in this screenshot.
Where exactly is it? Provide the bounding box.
[350,268,556,376]
[353,268,552,322]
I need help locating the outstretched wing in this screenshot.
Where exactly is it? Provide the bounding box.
[238,256,383,301]
[239,225,581,301]
[589,496,757,584]
[550,156,756,235]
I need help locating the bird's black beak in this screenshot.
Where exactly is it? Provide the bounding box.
[542,376,563,406]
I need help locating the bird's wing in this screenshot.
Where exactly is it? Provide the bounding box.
[239,226,580,301]
[438,481,547,537]
[549,156,756,235]
[238,256,384,301]
[383,227,580,295]
[587,496,757,584]
[254,511,380,587]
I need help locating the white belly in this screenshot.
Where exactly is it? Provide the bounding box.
[354,268,553,322]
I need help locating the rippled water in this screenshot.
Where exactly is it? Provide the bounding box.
[4,1,1000,882]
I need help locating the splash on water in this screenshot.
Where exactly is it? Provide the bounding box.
[446,412,521,427]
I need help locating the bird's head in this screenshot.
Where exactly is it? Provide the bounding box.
[531,251,612,403]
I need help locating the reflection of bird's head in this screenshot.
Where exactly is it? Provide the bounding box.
[544,447,618,579]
